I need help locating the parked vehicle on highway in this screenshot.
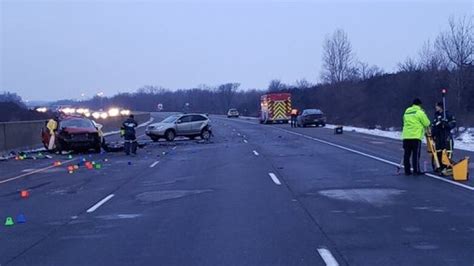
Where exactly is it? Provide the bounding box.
[259,93,292,124]
[227,108,240,118]
[297,109,326,127]
[41,116,102,152]
[146,113,212,141]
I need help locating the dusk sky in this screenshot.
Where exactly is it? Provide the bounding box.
[1,0,472,101]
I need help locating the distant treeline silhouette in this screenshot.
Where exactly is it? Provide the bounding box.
[0,92,49,122]
[51,67,473,128]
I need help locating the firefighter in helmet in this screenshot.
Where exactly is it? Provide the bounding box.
[431,101,456,171]
[121,114,138,155]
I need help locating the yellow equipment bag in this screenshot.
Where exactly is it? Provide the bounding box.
[452,158,469,181]
[441,150,469,181]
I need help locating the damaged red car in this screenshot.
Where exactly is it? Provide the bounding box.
[41,116,102,153]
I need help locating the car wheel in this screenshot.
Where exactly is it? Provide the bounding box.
[302,124,306,128]
[321,123,326,127]
[165,130,175,141]
[201,129,211,140]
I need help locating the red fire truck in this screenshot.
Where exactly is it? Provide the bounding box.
[259,93,292,124]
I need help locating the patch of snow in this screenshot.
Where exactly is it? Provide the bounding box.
[327,124,401,140]
[327,124,474,152]
[456,132,474,152]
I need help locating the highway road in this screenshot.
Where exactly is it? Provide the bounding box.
[1,113,473,265]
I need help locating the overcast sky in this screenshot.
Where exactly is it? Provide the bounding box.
[0,0,472,101]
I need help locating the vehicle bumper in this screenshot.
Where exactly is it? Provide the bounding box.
[146,129,167,137]
[62,140,99,149]
[303,119,325,124]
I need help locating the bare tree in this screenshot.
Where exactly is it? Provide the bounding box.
[295,79,312,89]
[321,29,355,84]
[268,79,287,92]
[217,83,240,110]
[397,57,420,72]
[435,15,474,108]
[357,61,384,80]
[418,40,448,71]
[137,85,164,94]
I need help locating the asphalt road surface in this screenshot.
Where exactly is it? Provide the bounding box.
[1,113,473,266]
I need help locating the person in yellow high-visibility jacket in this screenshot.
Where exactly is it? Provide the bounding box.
[46,117,59,150]
[402,98,431,175]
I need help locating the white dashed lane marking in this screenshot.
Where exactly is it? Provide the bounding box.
[87,194,115,213]
[268,173,281,185]
[317,247,339,266]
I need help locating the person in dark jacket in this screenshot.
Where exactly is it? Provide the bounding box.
[122,115,138,155]
[290,109,298,128]
[432,102,456,170]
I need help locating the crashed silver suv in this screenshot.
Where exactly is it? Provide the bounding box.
[146,113,212,141]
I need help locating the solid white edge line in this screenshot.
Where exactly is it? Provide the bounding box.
[277,128,474,192]
[150,161,160,168]
[268,172,281,185]
[243,139,248,143]
[86,194,115,213]
[0,158,78,185]
[253,150,259,156]
[317,248,339,266]
[424,172,474,191]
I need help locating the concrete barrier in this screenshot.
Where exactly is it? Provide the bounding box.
[0,120,46,152]
[0,112,150,153]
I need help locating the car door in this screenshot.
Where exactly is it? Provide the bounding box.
[190,115,207,133]
[175,115,193,135]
